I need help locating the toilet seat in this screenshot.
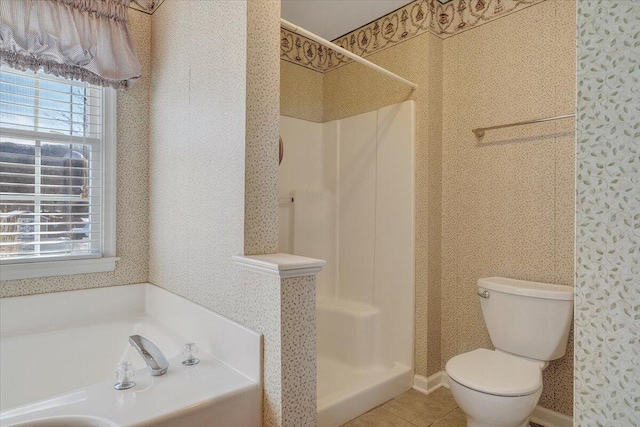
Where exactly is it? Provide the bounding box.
[445,349,542,397]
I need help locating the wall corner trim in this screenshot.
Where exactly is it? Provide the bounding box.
[232,253,326,279]
[413,372,446,395]
[414,372,573,427]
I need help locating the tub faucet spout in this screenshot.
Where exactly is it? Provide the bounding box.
[129,335,169,376]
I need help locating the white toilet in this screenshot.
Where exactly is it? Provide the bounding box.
[445,277,573,427]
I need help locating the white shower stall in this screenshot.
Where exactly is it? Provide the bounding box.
[279,101,416,426]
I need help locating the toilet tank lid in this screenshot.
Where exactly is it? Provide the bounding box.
[478,277,574,301]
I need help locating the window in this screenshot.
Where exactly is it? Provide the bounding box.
[0,67,117,280]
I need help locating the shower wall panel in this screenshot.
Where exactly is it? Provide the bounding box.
[278,116,337,296]
[374,101,415,368]
[336,111,378,305]
[279,101,415,372]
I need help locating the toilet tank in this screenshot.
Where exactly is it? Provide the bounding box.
[478,277,573,361]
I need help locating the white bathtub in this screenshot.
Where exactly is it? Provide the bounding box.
[0,284,262,427]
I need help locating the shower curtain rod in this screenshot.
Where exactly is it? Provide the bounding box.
[280,18,418,90]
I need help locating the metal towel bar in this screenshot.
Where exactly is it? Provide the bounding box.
[472,114,575,138]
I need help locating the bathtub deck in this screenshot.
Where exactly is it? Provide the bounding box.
[0,283,262,427]
[0,313,181,411]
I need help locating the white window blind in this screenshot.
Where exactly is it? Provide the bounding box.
[0,66,107,264]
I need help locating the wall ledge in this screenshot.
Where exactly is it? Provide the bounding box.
[232,253,326,279]
[1,257,119,281]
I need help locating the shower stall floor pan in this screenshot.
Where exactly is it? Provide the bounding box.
[317,357,412,427]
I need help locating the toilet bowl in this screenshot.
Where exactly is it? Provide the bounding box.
[446,349,543,427]
[444,277,574,427]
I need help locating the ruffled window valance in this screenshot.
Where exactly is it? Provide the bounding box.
[0,0,141,90]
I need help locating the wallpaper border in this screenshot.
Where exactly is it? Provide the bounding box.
[280,0,546,73]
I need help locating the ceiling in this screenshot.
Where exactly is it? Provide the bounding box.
[281,0,413,41]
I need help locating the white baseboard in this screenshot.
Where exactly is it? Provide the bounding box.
[530,405,573,427]
[412,371,445,394]
[413,372,572,427]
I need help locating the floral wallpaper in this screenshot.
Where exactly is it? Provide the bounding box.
[149,1,289,425]
[280,0,545,73]
[575,0,640,424]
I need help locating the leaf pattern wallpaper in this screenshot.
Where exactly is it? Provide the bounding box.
[576,0,640,424]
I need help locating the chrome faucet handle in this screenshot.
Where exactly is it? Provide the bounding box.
[114,361,136,390]
[129,335,169,376]
[182,342,200,366]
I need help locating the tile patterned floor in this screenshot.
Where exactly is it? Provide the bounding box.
[342,388,464,427]
[342,388,545,427]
